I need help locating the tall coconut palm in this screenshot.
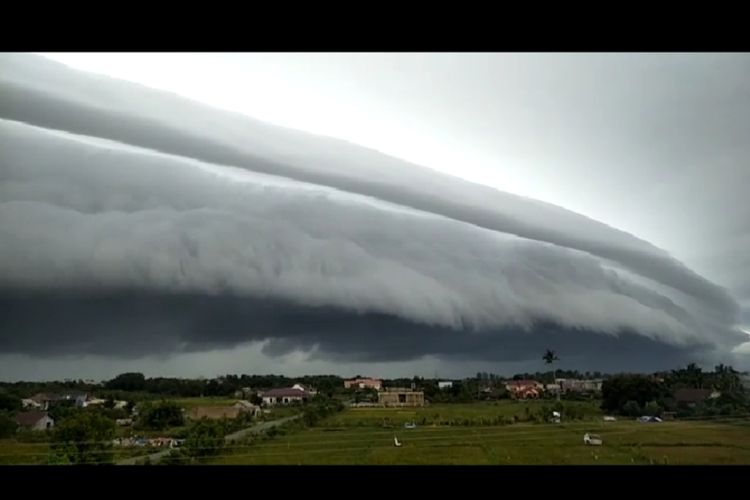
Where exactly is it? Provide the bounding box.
[543,349,560,401]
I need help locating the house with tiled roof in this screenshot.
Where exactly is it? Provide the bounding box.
[262,387,312,406]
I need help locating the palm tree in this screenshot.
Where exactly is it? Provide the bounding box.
[543,349,560,401]
[714,364,740,392]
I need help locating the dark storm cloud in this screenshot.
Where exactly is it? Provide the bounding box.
[0,54,746,369]
[0,290,708,373]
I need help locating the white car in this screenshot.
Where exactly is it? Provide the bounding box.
[583,433,603,446]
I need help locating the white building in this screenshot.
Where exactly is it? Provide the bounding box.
[438,381,453,390]
[262,387,312,406]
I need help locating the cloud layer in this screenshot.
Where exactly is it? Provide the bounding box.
[0,54,745,372]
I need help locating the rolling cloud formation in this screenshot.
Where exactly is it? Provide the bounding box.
[0,54,745,372]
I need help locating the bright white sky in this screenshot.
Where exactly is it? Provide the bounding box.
[36,52,549,208]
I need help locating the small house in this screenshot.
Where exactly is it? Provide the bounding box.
[674,388,712,408]
[233,400,261,416]
[262,388,312,406]
[16,411,54,431]
[505,380,543,399]
[344,378,383,391]
[21,398,42,410]
[377,388,425,407]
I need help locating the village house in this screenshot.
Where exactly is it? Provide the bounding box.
[344,377,383,391]
[505,380,543,399]
[438,381,453,390]
[545,383,562,393]
[233,400,262,416]
[674,388,715,408]
[21,398,42,410]
[291,383,317,396]
[556,379,603,393]
[16,411,54,431]
[29,391,88,410]
[262,387,312,406]
[83,397,107,407]
[377,388,425,407]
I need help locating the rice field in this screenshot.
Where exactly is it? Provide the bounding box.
[209,403,750,465]
[0,439,51,465]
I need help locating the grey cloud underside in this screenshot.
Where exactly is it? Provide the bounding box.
[0,54,745,366]
[0,291,705,372]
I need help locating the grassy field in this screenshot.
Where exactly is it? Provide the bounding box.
[168,397,238,408]
[327,401,602,427]
[5,402,748,465]
[0,439,50,465]
[209,403,750,465]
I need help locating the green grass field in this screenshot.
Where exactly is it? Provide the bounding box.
[327,401,602,427]
[0,439,50,465]
[209,403,750,465]
[168,397,238,408]
[4,402,748,465]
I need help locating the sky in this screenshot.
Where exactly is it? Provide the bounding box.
[0,52,748,381]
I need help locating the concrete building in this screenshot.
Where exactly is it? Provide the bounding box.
[377,388,425,407]
[233,400,262,416]
[556,379,603,393]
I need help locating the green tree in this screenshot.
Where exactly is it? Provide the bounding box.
[622,400,641,417]
[713,364,742,392]
[105,372,146,392]
[0,413,17,438]
[644,400,661,416]
[137,401,184,430]
[50,412,116,464]
[0,390,21,412]
[601,374,666,414]
[47,400,78,423]
[184,419,224,459]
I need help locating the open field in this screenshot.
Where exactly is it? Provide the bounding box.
[4,402,749,465]
[327,401,602,427]
[0,439,50,465]
[167,397,238,408]
[210,403,750,465]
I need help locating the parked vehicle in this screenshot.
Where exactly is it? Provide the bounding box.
[583,433,603,445]
[637,415,662,423]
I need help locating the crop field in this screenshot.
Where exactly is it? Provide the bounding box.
[210,403,750,465]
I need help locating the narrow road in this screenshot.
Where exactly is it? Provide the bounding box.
[116,414,301,465]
